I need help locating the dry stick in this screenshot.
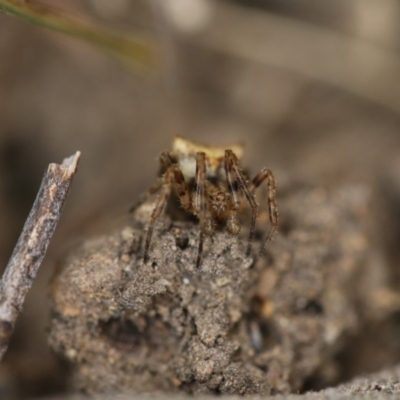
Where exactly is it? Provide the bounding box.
[0,151,81,361]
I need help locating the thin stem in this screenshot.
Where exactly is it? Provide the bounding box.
[0,0,158,71]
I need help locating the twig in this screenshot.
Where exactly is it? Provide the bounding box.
[0,151,81,361]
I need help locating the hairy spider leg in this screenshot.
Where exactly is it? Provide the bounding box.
[225,150,259,256]
[129,180,162,213]
[250,168,279,255]
[224,150,242,236]
[129,152,174,213]
[143,157,191,264]
[143,170,171,264]
[193,152,209,267]
[165,153,192,211]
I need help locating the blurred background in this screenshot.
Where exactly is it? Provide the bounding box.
[2,0,400,397]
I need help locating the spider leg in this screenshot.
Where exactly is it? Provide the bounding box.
[170,164,192,211]
[250,168,279,254]
[224,151,241,236]
[225,150,258,256]
[143,170,172,264]
[129,180,162,213]
[143,156,191,264]
[129,151,174,213]
[193,152,212,267]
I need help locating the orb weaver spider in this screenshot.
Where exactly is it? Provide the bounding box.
[137,136,278,267]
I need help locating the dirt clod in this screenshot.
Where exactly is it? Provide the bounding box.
[48,183,388,395]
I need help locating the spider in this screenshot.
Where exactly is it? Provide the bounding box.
[138,136,278,267]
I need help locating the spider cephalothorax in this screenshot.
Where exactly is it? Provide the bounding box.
[139,136,278,266]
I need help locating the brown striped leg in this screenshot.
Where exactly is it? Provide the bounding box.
[143,162,191,264]
[129,180,162,213]
[159,152,193,211]
[130,151,174,213]
[159,151,174,169]
[193,152,211,267]
[143,169,172,264]
[224,150,241,236]
[250,168,279,254]
[225,150,259,256]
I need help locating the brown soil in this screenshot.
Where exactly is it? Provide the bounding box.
[48,181,388,395]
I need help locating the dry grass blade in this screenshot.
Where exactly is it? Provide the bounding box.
[0,0,158,71]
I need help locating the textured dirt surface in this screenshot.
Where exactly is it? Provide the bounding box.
[28,363,400,399]
[48,181,388,395]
